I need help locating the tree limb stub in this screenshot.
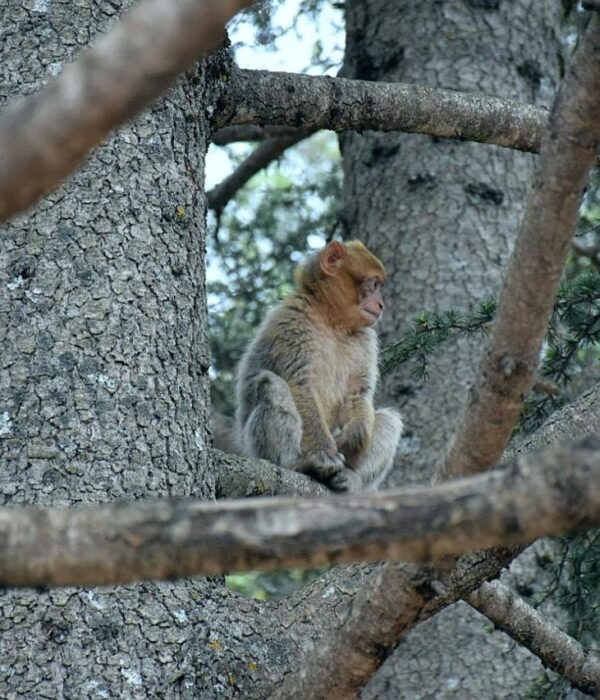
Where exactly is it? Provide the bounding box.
[212,449,328,498]
[440,13,600,480]
[0,0,252,223]
[1,436,600,588]
[215,69,547,154]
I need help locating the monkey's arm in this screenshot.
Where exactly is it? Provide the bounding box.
[336,394,376,465]
[331,407,403,492]
[288,382,346,479]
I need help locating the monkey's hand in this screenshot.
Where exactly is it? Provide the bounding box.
[329,467,362,493]
[336,420,371,464]
[300,448,345,481]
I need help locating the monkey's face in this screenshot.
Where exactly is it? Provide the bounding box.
[306,239,386,331]
[357,276,384,327]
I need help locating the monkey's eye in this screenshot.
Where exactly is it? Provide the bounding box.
[359,277,382,295]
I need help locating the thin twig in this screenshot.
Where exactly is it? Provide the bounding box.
[206,130,312,212]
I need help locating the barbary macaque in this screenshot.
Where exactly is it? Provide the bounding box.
[235,240,403,493]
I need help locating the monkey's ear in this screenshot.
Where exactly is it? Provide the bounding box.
[320,241,346,276]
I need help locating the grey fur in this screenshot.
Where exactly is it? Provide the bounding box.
[240,370,303,468]
[235,292,403,492]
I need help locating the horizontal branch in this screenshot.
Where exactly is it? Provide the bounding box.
[0,0,251,223]
[211,124,302,145]
[215,69,548,153]
[467,581,600,696]
[2,436,600,588]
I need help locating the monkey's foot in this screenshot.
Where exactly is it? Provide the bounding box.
[301,449,345,480]
[328,468,362,493]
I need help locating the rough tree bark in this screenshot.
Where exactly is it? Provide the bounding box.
[0,2,268,697]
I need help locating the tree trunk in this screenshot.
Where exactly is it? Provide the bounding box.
[0,3,253,697]
[340,1,565,697]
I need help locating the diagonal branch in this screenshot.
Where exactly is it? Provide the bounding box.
[0,0,251,224]
[206,130,312,212]
[215,68,548,153]
[467,580,600,696]
[439,12,600,481]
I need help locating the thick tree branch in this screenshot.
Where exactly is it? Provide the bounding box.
[275,551,526,700]
[207,67,554,211]
[206,130,311,212]
[0,0,251,223]
[439,13,600,480]
[467,581,600,696]
[211,124,301,145]
[215,68,548,153]
[212,449,328,498]
[1,436,600,588]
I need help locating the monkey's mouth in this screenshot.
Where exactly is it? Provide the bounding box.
[362,309,381,324]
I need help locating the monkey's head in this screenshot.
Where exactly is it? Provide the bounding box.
[297,240,386,331]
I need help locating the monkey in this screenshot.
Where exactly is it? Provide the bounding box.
[234,239,403,493]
